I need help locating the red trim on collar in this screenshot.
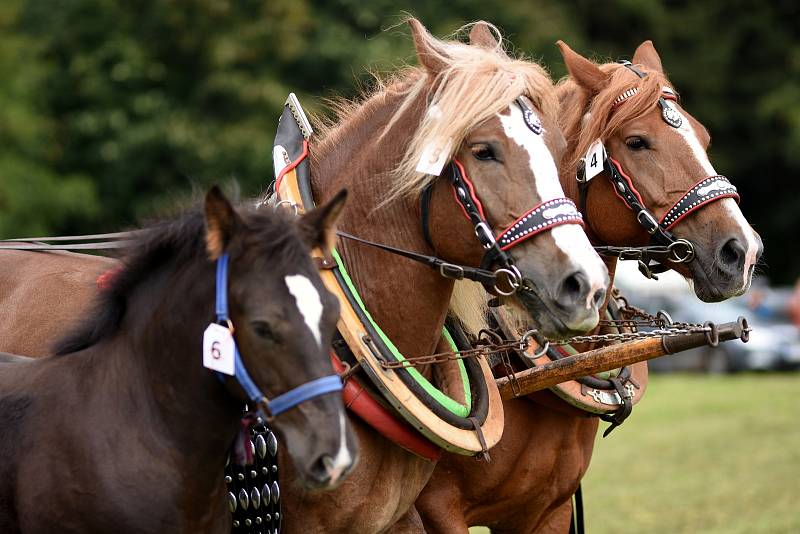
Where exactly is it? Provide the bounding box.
[331,353,442,461]
[274,139,309,196]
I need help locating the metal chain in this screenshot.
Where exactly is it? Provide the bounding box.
[377,297,712,370]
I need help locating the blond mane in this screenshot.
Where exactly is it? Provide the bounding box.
[312,21,561,338]
[313,20,558,200]
[557,61,675,173]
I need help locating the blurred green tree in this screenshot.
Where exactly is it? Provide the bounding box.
[1,0,797,281]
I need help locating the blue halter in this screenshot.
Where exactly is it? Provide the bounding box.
[214,253,343,419]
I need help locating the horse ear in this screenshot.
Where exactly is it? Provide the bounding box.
[298,189,348,253]
[469,21,500,51]
[557,40,609,94]
[632,40,663,73]
[408,18,447,74]
[204,185,239,260]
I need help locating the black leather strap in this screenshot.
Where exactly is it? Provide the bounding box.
[335,230,500,287]
[419,181,435,249]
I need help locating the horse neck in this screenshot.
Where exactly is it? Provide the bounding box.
[311,89,454,358]
[92,256,241,464]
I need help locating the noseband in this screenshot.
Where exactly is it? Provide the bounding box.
[579,61,740,278]
[212,253,343,420]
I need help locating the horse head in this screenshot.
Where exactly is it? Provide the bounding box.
[557,41,763,301]
[397,20,608,338]
[205,187,357,489]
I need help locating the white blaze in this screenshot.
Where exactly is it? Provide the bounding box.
[671,106,760,290]
[284,274,323,347]
[499,104,607,308]
[326,412,353,485]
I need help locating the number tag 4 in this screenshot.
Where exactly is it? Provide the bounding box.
[203,323,236,375]
[584,139,607,181]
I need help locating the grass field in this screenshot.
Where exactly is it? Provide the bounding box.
[469,373,800,533]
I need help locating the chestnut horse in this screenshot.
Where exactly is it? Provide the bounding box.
[415,33,763,533]
[0,20,608,532]
[0,187,356,533]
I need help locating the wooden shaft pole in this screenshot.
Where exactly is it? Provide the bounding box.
[497,318,748,400]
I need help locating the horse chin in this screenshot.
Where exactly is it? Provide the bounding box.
[514,289,600,339]
[687,259,752,303]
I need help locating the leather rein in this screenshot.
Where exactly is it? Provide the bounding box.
[580,61,740,279]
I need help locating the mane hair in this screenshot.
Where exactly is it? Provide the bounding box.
[312,20,559,201]
[310,22,561,337]
[53,201,310,356]
[557,61,675,173]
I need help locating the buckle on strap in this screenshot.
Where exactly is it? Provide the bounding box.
[636,210,659,234]
[474,221,496,249]
[440,263,466,280]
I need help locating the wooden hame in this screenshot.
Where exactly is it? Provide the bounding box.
[497,318,750,400]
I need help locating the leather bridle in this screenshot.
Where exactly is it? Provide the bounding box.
[415,97,584,295]
[579,61,740,278]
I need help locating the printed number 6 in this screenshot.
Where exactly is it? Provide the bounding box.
[211,341,222,360]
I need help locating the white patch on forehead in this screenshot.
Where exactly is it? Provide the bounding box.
[671,106,760,290]
[499,104,563,201]
[671,106,716,176]
[284,274,323,347]
[499,104,607,304]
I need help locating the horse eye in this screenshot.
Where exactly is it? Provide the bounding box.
[251,320,279,342]
[625,136,649,151]
[471,145,495,161]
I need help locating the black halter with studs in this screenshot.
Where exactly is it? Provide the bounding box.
[419,97,584,294]
[578,61,740,278]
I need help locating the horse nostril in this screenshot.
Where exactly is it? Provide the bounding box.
[557,271,588,308]
[592,287,607,309]
[308,454,333,486]
[718,238,746,270]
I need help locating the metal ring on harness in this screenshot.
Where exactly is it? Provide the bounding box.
[520,329,549,358]
[738,316,750,343]
[493,266,522,296]
[704,321,719,347]
[655,310,673,327]
[274,199,299,215]
[668,239,695,263]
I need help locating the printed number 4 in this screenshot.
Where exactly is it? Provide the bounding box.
[590,153,598,168]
